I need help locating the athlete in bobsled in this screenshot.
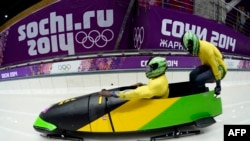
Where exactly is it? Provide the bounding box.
[33,55,223,141]
[99,56,169,99]
[181,31,227,95]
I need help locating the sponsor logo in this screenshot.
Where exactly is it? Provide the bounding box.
[133,26,144,50]
[18,9,114,56]
[75,29,114,49]
[57,64,71,72]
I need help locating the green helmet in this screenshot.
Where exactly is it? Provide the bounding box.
[146,56,167,79]
[181,31,199,56]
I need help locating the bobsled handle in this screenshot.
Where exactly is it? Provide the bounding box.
[98,96,103,104]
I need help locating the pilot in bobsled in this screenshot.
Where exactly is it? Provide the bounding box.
[33,56,223,141]
[99,56,169,100]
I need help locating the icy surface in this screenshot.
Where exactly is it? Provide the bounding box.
[0,83,250,141]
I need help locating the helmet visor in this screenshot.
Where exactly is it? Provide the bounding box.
[187,44,193,54]
[146,65,152,72]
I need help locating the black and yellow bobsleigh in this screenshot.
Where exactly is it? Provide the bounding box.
[33,81,222,140]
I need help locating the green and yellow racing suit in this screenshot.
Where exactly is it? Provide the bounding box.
[198,40,227,80]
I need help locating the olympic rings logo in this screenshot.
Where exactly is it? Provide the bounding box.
[75,29,114,49]
[227,62,235,68]
[57,64,71,72]
[133,26,144,49]
[225,60,236,68]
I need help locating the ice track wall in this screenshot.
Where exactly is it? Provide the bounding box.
[0,70,249,95]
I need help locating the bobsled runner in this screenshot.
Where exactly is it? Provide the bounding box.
[33,81,222,141]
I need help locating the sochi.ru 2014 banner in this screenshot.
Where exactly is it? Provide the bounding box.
[0,0,133,67]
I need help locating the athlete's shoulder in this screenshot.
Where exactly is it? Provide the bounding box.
[199,40,214,46]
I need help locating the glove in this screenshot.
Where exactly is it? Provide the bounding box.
[99,89,112,97]
[214,85,221,95]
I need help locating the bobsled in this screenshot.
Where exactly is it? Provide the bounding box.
[33,81,222,141]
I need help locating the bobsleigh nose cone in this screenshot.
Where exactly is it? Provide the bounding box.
[33,116,57,133]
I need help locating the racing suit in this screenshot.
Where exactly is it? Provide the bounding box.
[190,40,227,93]
[113,74,169,100]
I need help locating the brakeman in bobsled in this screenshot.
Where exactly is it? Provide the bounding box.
[181,31,227,95]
